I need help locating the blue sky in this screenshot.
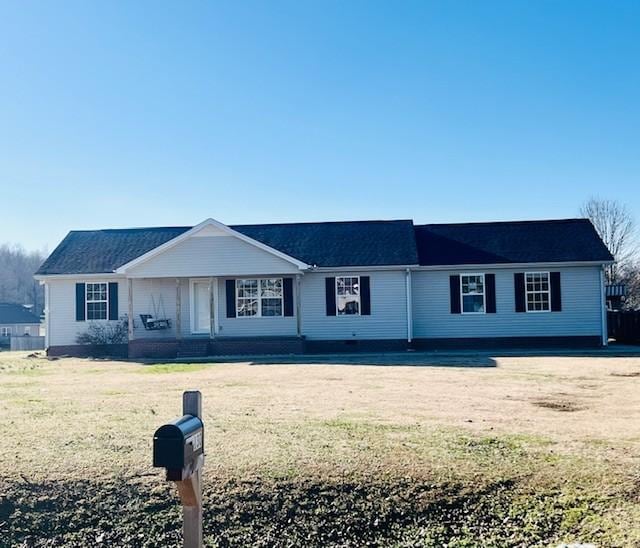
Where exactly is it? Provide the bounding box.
[1,1,639,251]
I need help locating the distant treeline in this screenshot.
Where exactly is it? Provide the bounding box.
[0,244,46,316]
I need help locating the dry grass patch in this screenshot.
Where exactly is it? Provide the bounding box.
[1,351,640,546]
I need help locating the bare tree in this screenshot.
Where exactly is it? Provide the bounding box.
[0,244,47,316]
[580,198,638,283]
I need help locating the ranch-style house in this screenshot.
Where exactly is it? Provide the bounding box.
[34,217,613,359]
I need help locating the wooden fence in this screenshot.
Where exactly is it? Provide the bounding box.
[608,311,640,344]
[10,336,46,351]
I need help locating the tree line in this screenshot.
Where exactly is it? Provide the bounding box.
[0,245,46,316]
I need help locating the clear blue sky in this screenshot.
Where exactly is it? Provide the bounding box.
[1,1,639,252]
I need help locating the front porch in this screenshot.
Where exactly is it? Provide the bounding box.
[125,274,303,358]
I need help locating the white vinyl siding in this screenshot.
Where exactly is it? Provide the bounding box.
[412,266,602,339]
[300,270,407,340]
[219,278,296,337]
[46,278,127,346]
[127,236,299,278]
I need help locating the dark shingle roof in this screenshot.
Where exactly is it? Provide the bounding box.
[36,218,613,276]
[0,303,41,324]
[36,220,418,275]
[37,227,191,275]
[232,220,418,267]
[414,218,613,266]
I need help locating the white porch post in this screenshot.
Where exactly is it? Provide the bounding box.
[127,278,134,341]
[209,277,214,339]
[176,279,182,340]
[405,268,413,344]
[295,274,302,338]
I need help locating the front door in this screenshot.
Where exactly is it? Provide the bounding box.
[192,281,211,334]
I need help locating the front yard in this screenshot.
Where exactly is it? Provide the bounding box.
[1,351,640,546]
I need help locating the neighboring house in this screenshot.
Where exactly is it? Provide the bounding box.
[0,303,42,346]
[34,217,614,358]
[605,284,626,310]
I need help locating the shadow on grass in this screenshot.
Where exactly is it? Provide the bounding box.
[246,354,498,367]
[0,475,608,547]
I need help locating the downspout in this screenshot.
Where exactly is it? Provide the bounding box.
[405,268,413,345]
[600,266,608,347]
[42,281,50,349]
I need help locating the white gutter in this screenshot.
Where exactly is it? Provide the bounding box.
[44,282,50,349]
[405,268,413,343]
[600,266,608,347]
[311,264,420,272]
[412,260,615,271]
[34,272,126,281]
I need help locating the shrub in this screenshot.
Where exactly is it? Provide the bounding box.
[76,320,128,345]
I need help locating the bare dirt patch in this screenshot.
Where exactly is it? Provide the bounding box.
[610,371,640,377]
[532,399,584,412]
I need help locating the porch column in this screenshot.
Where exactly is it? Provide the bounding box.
[295,274,302,338]
[209,277,214,339]
[176,279,182,340]
[405,268,413,344]
[127,278,134,341]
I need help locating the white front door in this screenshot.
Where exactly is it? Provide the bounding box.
[192,281,211,334]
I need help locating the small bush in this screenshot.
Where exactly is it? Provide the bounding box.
[76,320,128,346]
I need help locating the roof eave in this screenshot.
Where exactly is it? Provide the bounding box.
[413,260,614,270]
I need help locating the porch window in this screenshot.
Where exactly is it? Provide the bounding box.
[86,282,108,320]
[336,276,360,315]
[461,274,485,314]
[236,278,283,317]
[526,272,550,312]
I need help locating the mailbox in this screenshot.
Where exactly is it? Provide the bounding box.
[153,414,204,480]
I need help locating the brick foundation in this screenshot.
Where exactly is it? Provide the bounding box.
[48,335,603,360]
[47,344,129,359]
[411,335,603,350]
[304,339,409,353]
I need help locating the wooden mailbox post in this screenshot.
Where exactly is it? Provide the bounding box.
[153,390,204,548]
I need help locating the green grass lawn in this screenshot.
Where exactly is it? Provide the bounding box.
[1,351,639,547]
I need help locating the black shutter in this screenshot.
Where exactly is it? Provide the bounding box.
[76,283,86,321]
[360,276,371,315]
[226,279,236,318]
[325,277,336,316]
[283,278,294,317]
[485,274,496,313]
[514,273,526,312]
[108,282,118,320]
[550,272,562,311]
[450,275,461,314]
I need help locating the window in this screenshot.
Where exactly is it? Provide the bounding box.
[526,272,550,312]
[461,274,485,314]
[236,278,283,317]
[0,327,10,337]
[336,276,360,315]
[24,326,31,335]
[86,282,108,320]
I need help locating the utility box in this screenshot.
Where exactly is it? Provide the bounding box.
[153,414,204,481]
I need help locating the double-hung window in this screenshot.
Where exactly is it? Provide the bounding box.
[86,283,108,320]
[0,327,10,337]
[236,278,283,317]
[336,276,360,315]
[461,274,485,314]
[525,272,550,312]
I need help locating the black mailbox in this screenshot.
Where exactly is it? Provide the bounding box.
[153,414,204,480]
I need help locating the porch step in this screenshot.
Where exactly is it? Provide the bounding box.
[177,339,210,358]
